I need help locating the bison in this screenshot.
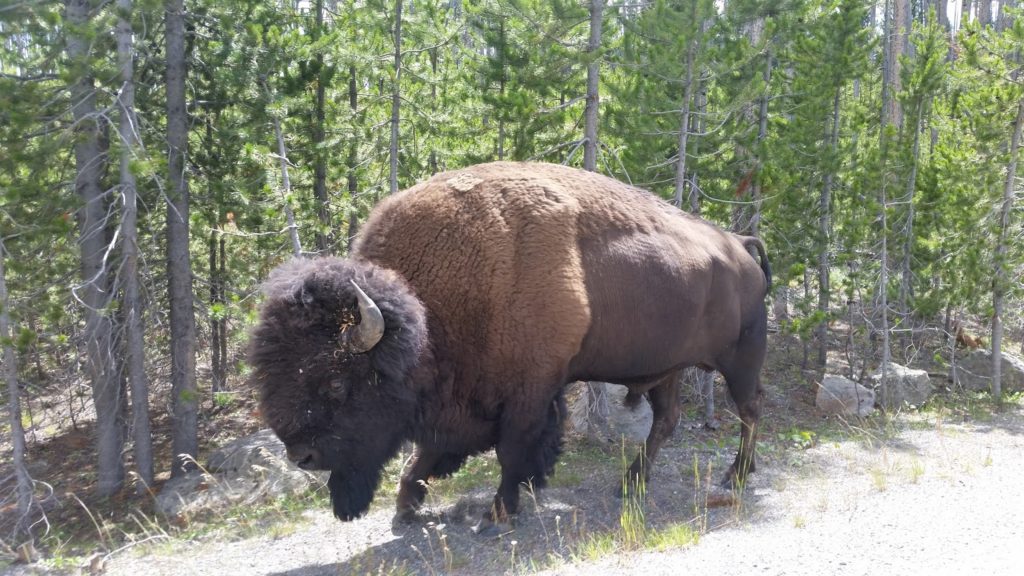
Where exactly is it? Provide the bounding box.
[249,161,771,532]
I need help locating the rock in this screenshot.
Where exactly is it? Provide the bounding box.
[816,375,875,417]
[568,381,652,443]
[869,363,934,409]
[951,349,1024,393]
[156,430,325,518]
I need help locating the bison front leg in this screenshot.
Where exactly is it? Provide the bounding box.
[475,393,566,536]
[397,446,470,521]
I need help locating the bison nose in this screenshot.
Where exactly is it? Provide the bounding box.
[286,444,322,470]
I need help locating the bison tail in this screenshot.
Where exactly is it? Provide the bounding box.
[741,236,772,294]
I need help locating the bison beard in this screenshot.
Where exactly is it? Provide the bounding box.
[328,467,381,521]
[250,161,771,529]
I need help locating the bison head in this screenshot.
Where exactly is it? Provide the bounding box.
[248,257,428,520]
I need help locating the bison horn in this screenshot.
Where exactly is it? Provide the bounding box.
[343,280,385,353]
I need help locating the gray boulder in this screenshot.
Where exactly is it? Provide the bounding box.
[568,381,652,443]
[870,363,934,409]
[156,429,325,518]
[951,349,1024,393]
[816,375,875,417]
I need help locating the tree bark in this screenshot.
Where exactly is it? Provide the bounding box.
[749,48,771,238]
[991,97,1024,400]
[998,0,1017,31]
[883,0,907,128]
[262,77,303,258]
[899,101,925,339]
[389,0,403,194]
[347,65,359,252]
[673,10,698,210]
[583,0,604,171]
[979,0,992,26]
[817,88,841,369]
[65,0,125,496]
[116,0,153,490]
[166,0,199,478]
[936,0,949,29]
[312,0,332,253]
[583,0,606,425]
[1,238,34,540]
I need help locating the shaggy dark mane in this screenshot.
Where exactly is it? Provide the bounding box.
[252,256,429,390]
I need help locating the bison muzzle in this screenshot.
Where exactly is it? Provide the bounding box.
[248,162,771,531]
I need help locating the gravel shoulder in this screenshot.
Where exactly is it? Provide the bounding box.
[83,402,1024,576]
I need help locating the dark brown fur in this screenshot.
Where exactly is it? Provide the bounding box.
[249,162,771,525]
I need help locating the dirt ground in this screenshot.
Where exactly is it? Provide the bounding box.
[4,335,1024,575]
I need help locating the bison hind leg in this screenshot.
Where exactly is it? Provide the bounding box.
[623,390,645,409]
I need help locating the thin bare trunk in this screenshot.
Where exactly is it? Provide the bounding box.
[390,0,403,194]
[583,0,604,171]
[899,102,924,336]
[936,0,949,29]
[998,0,1017,31]
[979,0,992,26]
[312,0,332,253]
[429,47,439,173]
[116,0,153,490]
[347,66,360,252]
[583,0,606,423]
[960,0,973,29]
[817,88,841,368]
[691,73,707,214]
[673,30,697,209]
[66,0,125,495]
[992,97,1024,399]
[750,49,771,238]
[273,114,302,257]
[884,0,907,128]
[1,239,34,540]
[166,0,199,478]
[498,20,506,161]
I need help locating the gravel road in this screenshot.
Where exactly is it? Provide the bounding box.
[78,403,1024,576]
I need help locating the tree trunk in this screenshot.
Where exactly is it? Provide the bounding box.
[936,0,949,29]
[998,0,1017,31]
[960,0,973,29]
[979,0,992,26]
[583,0,604,171]
[749,48,771,238]
[1,239,34,541]
[347,66,360,252]
[390,0,403,194]
[312,0,332,253]
[899,101,925,344]
[166,0,199,478]
[583,0,606,424]
[429,47,439,173]
[116,0,153,490]
[817,88,841,369]
[883,0,907,128]
[65,0,125,496]
[991,97,1024,400]
[263,79,303,258]
[672,27,697,209]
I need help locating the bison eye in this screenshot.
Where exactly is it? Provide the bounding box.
[330,379,344,390]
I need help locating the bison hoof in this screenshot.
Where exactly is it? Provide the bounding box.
[472,516,514,538]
